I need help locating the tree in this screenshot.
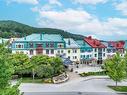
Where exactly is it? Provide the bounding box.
[104,52,126,86]
[50,57,65,76]
[30,55,65,80]
[124,52,127,77]
[0,55,13,89]
[9,53,31,76]
[30,55,50,80]
[36,64,54,79]
[0,44,21,95]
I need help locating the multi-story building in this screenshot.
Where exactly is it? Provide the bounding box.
[76,40,93,64]
[64,38,80,63]
[84,36,107,64]
[11,34,65,57]
[103,41,125,58]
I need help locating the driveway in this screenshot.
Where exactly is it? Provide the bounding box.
[19,77,127,93]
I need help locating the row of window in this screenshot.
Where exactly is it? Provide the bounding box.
[16,43,64,49]
[68,49,77,54]
[46,49,54,54]
[68,56,77,59]
[81,55,92,59]
[57,50,64,54]
[94,48,106,52]
[16,45,23,48]
[94,53,105,57]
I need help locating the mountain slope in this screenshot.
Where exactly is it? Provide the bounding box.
[0,20,85,40]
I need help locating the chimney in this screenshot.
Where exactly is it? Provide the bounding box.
[88,36,92,39]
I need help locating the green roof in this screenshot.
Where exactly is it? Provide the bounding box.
[15,34,64,42]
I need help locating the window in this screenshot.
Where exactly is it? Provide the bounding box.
[30,43,33,48]
[30,50,33,55]
[73,49,77,53]
[57,50,60,54]
[68,56,70,59]
[51,49,54,54]
[103,48,105,52]
[16,45,18,48]
[46,43,49,48]
[17,44,21,48]
[95,48,97,52]
[50,43,54,48]
[68,50,71,53]
[87,55,89,58]
[103,53,105,57]
[61,50,63,53]
[46,49,49,54]
[95,54,97,57]
[75,56,77,59]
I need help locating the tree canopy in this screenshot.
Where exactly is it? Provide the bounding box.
[104,52,127,86]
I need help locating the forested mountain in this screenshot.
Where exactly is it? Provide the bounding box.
[0,20,85,40]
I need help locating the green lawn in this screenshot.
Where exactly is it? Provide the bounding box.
[79,71,106,77]
[20,77,53,83]
[21,78,43,83]
[109,86,127,92]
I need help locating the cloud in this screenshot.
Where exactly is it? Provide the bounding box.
[73,0,108,5]
[115,1,127,16]
[33,8,127,40]
[6,0,39,5]
[48,0,62,6]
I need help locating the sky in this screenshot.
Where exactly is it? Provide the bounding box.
[0,0,127,41]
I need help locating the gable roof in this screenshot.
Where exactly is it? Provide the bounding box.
[76,40,92,48]
[84,36,106,48]
[108,41,125,49]
[64,38,79,48]
[15,34,64,42]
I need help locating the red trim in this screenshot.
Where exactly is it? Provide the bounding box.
[84,36,106,48]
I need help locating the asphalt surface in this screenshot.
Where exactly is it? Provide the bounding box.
[23,92,127,95]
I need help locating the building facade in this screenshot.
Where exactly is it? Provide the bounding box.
[103,41,125,58]
[84,36,107,64]
[11,34,126,65]
[11,34,65,57]
[64,38,80,63]
[76,40,93,64]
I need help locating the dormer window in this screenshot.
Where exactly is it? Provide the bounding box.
[30,43,33,48]
[50,43,54,48]
[18,45,21,48]
[46,43,49,48]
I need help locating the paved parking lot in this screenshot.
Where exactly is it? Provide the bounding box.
[19,78,127,93]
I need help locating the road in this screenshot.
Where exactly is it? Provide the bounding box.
[19,78,127,93]
[23,92,127,95]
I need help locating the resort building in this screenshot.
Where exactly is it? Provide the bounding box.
[76,40,93,65]
[103,41,125,58]
[64,38,80,63]
[11,34,66,57]
[84,36,107,64]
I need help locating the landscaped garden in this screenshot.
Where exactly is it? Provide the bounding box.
[10,54,66,83]
[108,86,127,92]
[79,71,106,77]
[0,43,66,95]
